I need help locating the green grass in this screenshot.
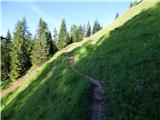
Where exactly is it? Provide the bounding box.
[73,2,160,120]
[1,79,12,90]
[2,54,91,120]
[2,1,160,120]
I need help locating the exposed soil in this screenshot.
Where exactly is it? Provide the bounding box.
[67,52,105,120]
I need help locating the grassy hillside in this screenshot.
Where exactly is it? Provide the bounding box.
[73,1,160,119]
[2,53,91,120]
[2,0,160,120]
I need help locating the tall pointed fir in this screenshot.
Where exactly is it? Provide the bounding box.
[53,28,58,44]
[58,19,69,49]
[1,30,11,81]
[53,28,59,50]
[70,25,83,42]
[47,31,57,55]
[79,25,85,39]
[92,20,102,34]
[85,21,91,37]
[115,12,119,19]
[31,18,54,65]
[10,18,31,80]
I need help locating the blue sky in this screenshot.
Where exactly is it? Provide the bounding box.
[1,1,131,36]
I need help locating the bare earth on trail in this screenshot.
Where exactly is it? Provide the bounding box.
[67,52,106,120]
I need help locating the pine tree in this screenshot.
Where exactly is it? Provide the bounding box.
[82,24,86,37]
[92,20,102,34]
[31,18,54,65]
[85,21,91,37]
[78,25,84,41]
[53,28,58,44]
[58,19,69,49]
[79,25,85,38]
[70,25,83,42]
[115,12,119,19]
[1,30,11,81]
[47,31,57,55]
[25,32,32,67]
[70,25,77,42]
[10,18,31,80]
[6,30,12,43]
[130,0,138,7]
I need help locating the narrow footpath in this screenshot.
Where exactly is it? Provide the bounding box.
[67,52,105,120]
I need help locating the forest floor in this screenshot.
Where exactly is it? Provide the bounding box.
[67,52,106,120]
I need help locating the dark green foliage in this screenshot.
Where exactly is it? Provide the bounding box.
[10,18,31,80]
[115,12,119,19]
[79,24,86,38]
[70,25,83,42]
[53,28,58,44]
[92,20,102,34]
[58,19,70,49]
[47,31,57,55]
[85,21,91,37]
[31,18,54,65]
[6,30,12,43]
[1,30,11,81]
[130,0,141,7]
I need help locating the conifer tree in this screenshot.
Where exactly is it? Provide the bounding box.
[47,31,57,55]
[79,25,85,38]
[130,0,138,7]
[92,20,102,34]
[10,18,31,80]
[53,28,58,44]
[115,12,119,19]
[58,19,69,49]
[85,21,91,37]
[70,25,83,42]
[82,24,86,37]
[31,18,54,65]
[1,30,11,81]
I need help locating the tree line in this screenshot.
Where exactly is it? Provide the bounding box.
[1,18,102,81]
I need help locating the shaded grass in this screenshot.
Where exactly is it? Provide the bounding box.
[2,54,91,120]
[1,79,12,90]
[73,2,160,120]
[1,1,160,120]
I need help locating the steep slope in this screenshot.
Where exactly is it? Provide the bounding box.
[2,1,160,120]
[73,1,160,119]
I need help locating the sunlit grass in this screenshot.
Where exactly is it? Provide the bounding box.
[2,1,160,119]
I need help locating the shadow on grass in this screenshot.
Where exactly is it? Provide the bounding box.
[73,3,160,120]
[2,3,160,120]
[2,54,91,120]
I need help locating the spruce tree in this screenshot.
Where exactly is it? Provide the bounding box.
[130,0,138,7]
[1,31,11,81]
[115,12,119,19]
[82,24,86,37]
[92,20,102,34]
[31,18,54,65]
[10,18,31,80]
[53,28,58,44]
[79,25,85,38]
[47,31,57,55]
[58,19,69,49]
[85,21,91,37]
[70,25,83,42]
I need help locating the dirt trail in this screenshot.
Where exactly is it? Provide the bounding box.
[67,52,105,120]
